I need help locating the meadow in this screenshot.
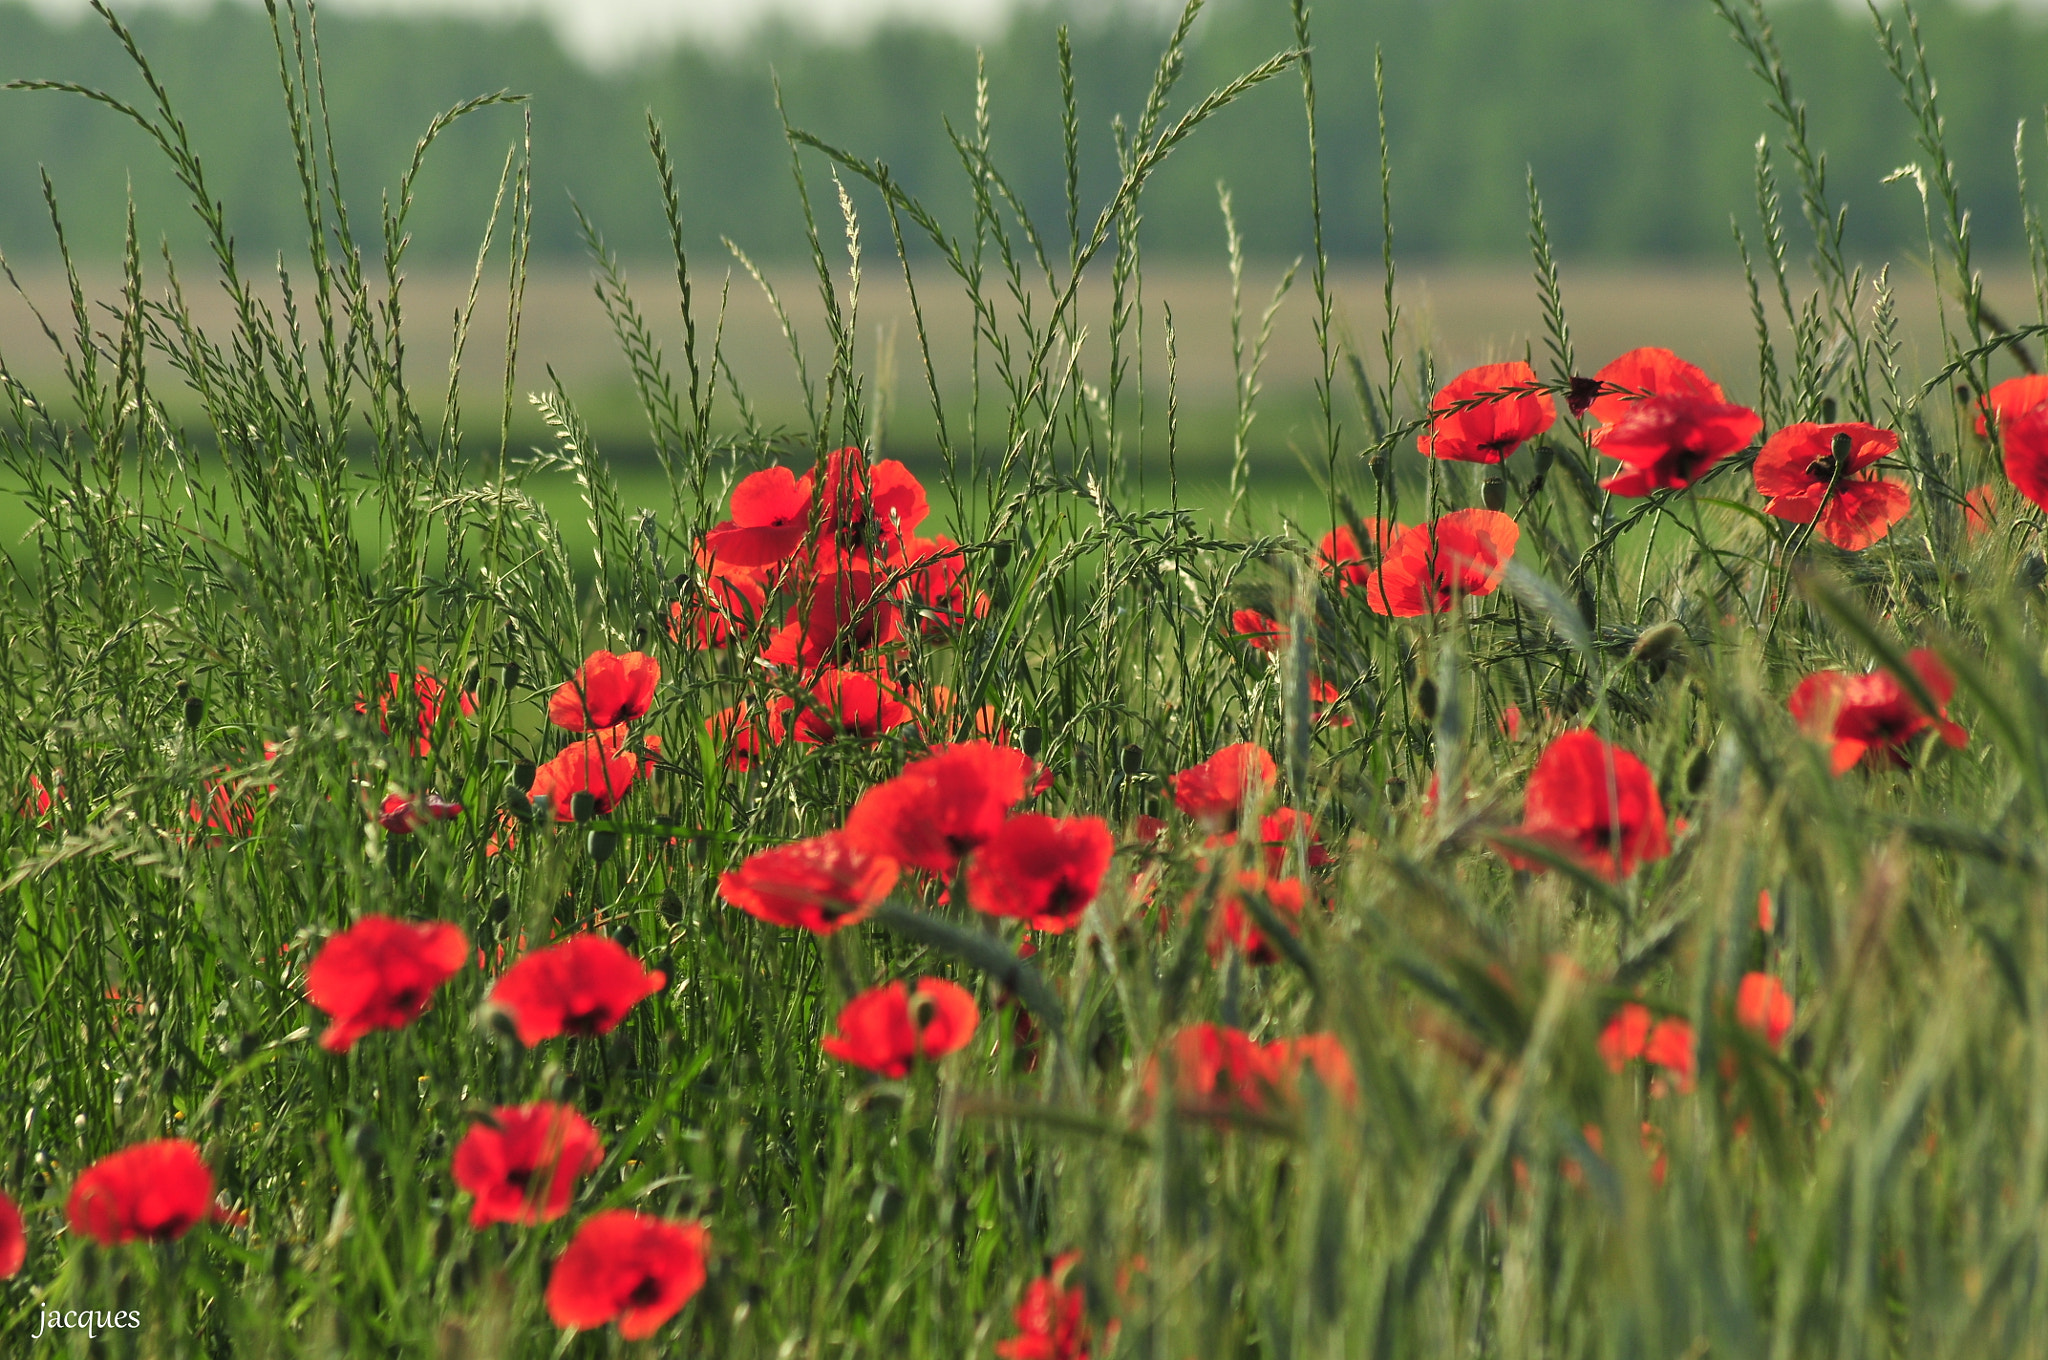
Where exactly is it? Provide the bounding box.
[3,0,2048,1356]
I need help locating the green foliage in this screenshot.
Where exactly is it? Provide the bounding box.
[3,0,2048,1356]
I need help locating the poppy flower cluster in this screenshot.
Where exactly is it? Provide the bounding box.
[1221,612,1353,727]
[1787,649,1968,775]
[1361,510,1520,618]
[820,977,981,1076]
[997,1251,1116,1360]
[1735,973,1795,1049]
[1159,1023,1358,1114]
[528,650,660,821]
[688,449,988,764]
[1599,1004,1696,1091]
[356,668,474,756]
[1502,730,1672,881]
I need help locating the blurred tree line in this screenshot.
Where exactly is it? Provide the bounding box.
[1,0,2046,266]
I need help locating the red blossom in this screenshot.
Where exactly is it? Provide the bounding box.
[1786,648,1968,775]
[703,465,812,567]
[0,1188,22,1278]
[1595,395,1762,496]
[1598,1004,1693,1089]
[1598,1003,1653,1072]
[996,1252,1111,1360]
[820,978,979,1077]
[2001,401,2048,515]
[707,696,793,771]
[1170,743,1277,831]
[1753,422,1912,550]
[549,650,660,732]
[1363,509,1520,617]
[377,791,462,834]
[809,446,930,555]
[793,667,914,744]
[1975,374,2048,438]
[1735,973,1794,1050]
[545,1210,709,1340]
[1318,520,1397,588]
[1209,872,1308,964]
[66,1139,214,1245]
[1160,1023,1277,1112]
[1964,483,1999,539]
[1644,1018,1696,1090]
[1230,608,1288,654]
[671,554,771,648]
[1418,361,1555,464]
[356,668,473,755]
[900,534,987,633]
[452,1101,605,1227]
[1267,1033,1360,1105]
[306,915,468,1053]
[967,814,1114,932]
[843,741,1033,876]
[1504,730,1671,880]
[760,567,904,669]
[718,831,900,934]
[490,936,666,1045]
[528,737,639,822]
[1584,347,1727,441]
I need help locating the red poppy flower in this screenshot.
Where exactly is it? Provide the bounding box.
[549,650,660,732]
[490,935,666,1045]
[672,554,772,648]
[1419,361,1555,463]
[528,737,639,822]
[997,1251,1111,1360]
[1230,609,1287,654]
[1786,648,1968,775]
[20,773,57,818]
[1753,422,1912,550]
[1318,520,1397,587]
[1599,1003,1652,1072]
[1502,705,1525,741]
[2001,401,2048,514]
[1504,730,1670,880]
[760,567,905,669]
[1267,1033,1359,1105]
[1171,743,1277,830]
[1248,806,1332,876]
[545,1210,709,1340]
[356,669,473,755]
[1644,1018,1696,1090]
[967,814,1114,932]
[66,1139,214,1245]
[1209,873,1307,964]
[843,741,1033,876]
[1595,395,1762,496]
[704,465,813,568]
[306,915,468,1052]
[1584,347,1727,442]
[793,667,914,744]
[377,791,463,834]
[1976,374,2048,437]
[1308,675,1354,728]
[1363,509,1520,618]
[718,831,900,934]
[452,1101,605,1227]
[1757,889,1776,934]
[820,978,979,1076]
[1160,1023,1279,1113]
[1735,973,1793,1049]
[807,446,930,554]
[0,1188,23,1278]
[706,696,793,771]
[900,534,986,632]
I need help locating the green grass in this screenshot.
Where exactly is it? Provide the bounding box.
[3,0,2048,1357]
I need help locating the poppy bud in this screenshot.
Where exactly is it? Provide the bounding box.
[347,1121,382,1173]
[1368,450,1392,487]
[661,891,685,924]
[587,828,618,862]
[866,1184,902,1227]
[1630,621,1686,666]
[158,1063,179,1095]
[1120,744,1143,777]
[1686,748,1712,795]
[614,925,640,954]
[1831,431,1852,462]
[571,791,598,824]
[462,665,481,695]
[235,1031,261,1062]
[1415,678,1439,723]
[1384,777,1408,806]
[502,783,533,821]
[1821,396,1838,423]
[1020,726,1044,759]
[2021,554,2047,592]
[1956,384,1973,406]
[484,1008,522,1044]
[489,894,512,927]
[501,661,521,692]
[184,693,204,730]
[1481,476,1508,512]
[1574,587,1597,633]
[269,1240,292,1284]
[989,540,1013,569]
[1531,440,1556,479]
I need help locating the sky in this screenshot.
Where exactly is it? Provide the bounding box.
[18,0,1075,63]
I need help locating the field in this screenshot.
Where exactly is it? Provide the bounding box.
[5,0,2048,1357]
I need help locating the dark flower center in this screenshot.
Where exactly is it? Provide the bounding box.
[625,1274,666,1308]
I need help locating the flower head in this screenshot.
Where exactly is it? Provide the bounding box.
[704,464,812,568]
[528,737,639,822]
[967,814,1114,933]
[356,668,472,755]
[844,741,1033,876]
[66,1139,214,1245]
[1595,395,1761,496]
[549,650,660,732]
[1230,609,1287,654]
[1975,374,2048,438]
[793,667,914,744]
[1753,422,1912,550]
[996,1251,1110,1360]
[0,1189,23,1278]
[1787,648,1968,775]
[545,1210,709,1340]
[820,978,979,1077]
[453,1102,605,1227]
[1418,361,1555,464]
[1735,973,1794,1050]
[719,831,899,934]
[1584,347,1727,441]
[1505,730,1670,880]
[1363,510,1520,617]
[1318,520,1397,588]
[1170,743,1277,831]
[306,915,468,1053]
[490,936,666,1045]
[377,791,462,834]
[1209,873,1307,965]
[1999,400,2048,515]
